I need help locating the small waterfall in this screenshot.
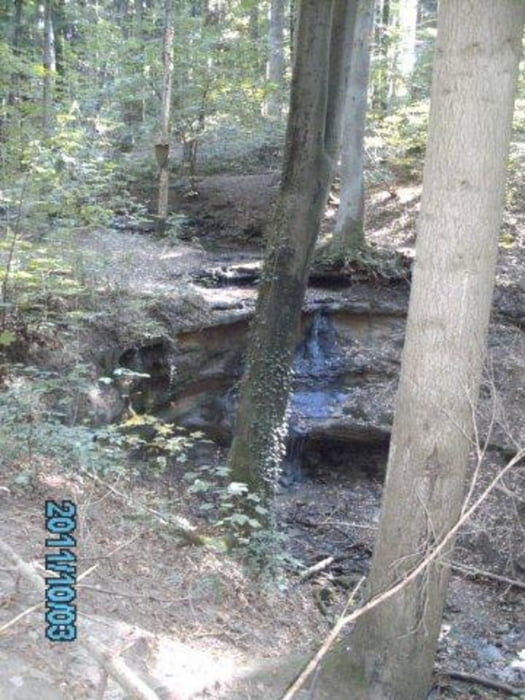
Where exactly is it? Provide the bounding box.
[282,430,308,484]
[294,312,342,381]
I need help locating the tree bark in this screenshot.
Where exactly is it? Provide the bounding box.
[266,0,286,119]
[324,0,358,159]
[315,1,524,697]
[156,0,174,236]
[332,0,375,256]
[228,0,358,519]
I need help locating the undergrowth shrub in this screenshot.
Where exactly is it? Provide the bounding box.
[0,364,124,485]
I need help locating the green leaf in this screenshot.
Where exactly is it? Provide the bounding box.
[227,481,248,495]
[183,471,198,482]
[0,331,17,347]
[199,503,215,511]
[13,472,32,486]
[188,479,212,494]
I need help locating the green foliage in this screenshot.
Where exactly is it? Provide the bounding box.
[0,364,124,484]
[506,89,525,213]
[410,27,437,103]
[164,212,192,243]
[0,232,83,320]
[366,100,429,183]
[105,410,200,475]
[23,119,117,225]
[183,462,270,548]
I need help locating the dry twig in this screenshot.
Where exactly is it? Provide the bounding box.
[81,468,210,546]
[450,561,525,591]
[439,668,524,697]
[0,541,160,700]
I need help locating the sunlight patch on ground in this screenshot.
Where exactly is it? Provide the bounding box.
[196,285,257,309]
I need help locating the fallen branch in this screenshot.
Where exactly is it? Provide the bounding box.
[0,561,99,636]
[281,448,525,700]
[81,468,211,547]
[0,602,43,636]
[0,541,161,700]
[450,561,525,591]
[440,668,524,697]
[295,544,373,586]
[297,556,336,583]
[82,638,160,700]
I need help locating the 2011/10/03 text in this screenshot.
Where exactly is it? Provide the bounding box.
[45,500,77,641]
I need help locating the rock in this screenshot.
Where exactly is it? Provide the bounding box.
[85,267,523,471]
[479,643,504,663]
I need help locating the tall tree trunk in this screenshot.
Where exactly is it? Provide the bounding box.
[396,0,418,100]
[331,0,375,257]
[398,0,418,78]
[116,0,131,38]
[155,0,174,236]
[289,0,297,65]
[134,0,144,34]
[12,0,24,48]
[315,1,524,697]
[52,0,66,85]
[266,0,286,119]
[371,0,390,112]
[42,0,56,133]
[324,0,357,157]
[122,0,146,125]
[228,0,358,522]
[249,1,259,41]
[7,0,24,107]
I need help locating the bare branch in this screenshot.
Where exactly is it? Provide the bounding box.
[439,668,524,697]
[281,449,524,700]
[450,561,525,591]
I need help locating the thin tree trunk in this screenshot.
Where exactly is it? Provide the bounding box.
[134,0,144,34]
[7,0,24,108]
[332,0,375,256]
[371,0,390,112]
[155,0,174,236]
[289,0,297,65]
[249,1,259,41]
[12,0,24,49]
[315,1,524,697]
[398,0,418,79]
[52,0,66,91]
[266,0,286,119]
[42,0,56,133]
[396,0,418,100]
[384,0,399,111]
[125,0,145,125]
[228,0,358,523]
[324,0,358,158]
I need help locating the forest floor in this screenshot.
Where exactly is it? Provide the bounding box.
[0,169,523,699]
